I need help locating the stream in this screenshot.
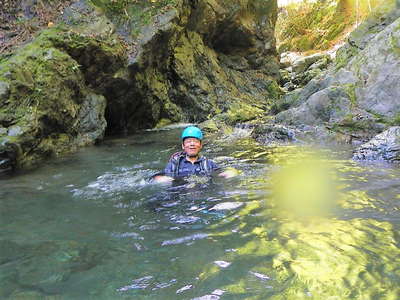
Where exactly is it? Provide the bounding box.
[1,126,399,299]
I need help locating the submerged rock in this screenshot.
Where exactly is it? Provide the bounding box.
[0,239,110,296]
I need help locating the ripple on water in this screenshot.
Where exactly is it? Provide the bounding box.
[161,233,209,246]
[71,169,154,201]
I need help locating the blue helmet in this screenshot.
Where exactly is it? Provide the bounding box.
[181,126,203,141]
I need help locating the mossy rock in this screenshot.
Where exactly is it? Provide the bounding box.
[0,23,125,170]
[225,102,264,124]
[155,118,173,128]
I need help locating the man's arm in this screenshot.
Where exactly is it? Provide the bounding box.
[150,160,175,183]
[208,159,239,178]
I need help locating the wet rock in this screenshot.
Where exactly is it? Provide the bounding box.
[200,119,220,133]
[0,138,20,172]
[252,123,296,145]
[0,23,125,170]
[0,240,28,265]
[353,126,400,162]
[119,0,280,130]
[15,240,108,294]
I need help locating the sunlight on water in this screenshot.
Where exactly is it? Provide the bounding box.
[267,146,339,219]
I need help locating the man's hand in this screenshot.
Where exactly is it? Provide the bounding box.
[218,167,240,179]
[152,175,174,183]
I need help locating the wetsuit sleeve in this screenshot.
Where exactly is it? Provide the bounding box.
[163,160,175,176]
[149,160,174,180]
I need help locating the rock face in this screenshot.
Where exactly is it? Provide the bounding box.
[0,0,280,171]
[106,0,280,133]
[274,3,400,148]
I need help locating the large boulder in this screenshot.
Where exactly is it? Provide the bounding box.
[0,24,125,170]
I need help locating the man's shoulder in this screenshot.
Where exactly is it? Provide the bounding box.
[169,151,185,162]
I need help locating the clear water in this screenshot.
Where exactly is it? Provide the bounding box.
[1,127,400,299]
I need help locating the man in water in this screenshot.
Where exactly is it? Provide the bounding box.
[152,126,236,182]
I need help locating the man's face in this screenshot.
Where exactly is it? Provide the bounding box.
[182,138,202,157]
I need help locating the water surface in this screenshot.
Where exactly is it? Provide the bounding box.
[1,128,399,299]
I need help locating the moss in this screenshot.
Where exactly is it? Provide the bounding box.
[89,0,178,38]
[225,102,264,124]
[266,80,283,100]
[374,111,400,127]
[389,33,400,57]
[343,83,357,107]
[389,112,400,126]
[335,44,359,70]
[155,118,172,128]
[271,90,301,115]
[0,21,127,170]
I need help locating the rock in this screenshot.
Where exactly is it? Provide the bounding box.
[278,52,332,92]
[116,0,280,131]
[273,4,400,142]
[14,240,108,295]
[7,126,23,137]
[0,23,125,170]
[275,86,352,126]
[199,119,220,133]
[75,93,107,145]
[252,123,296,145]
[0,138,20,172]
[308,56,330,70]
[1,0,281,171]
[279,52,302,68]
[353,126,400,162]
[335,3,400,69]
[0,81,10,100]
[292,53,329,73]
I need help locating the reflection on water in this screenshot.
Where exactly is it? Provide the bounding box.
[0,129,399,299]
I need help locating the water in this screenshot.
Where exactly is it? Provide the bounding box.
[1,127,400,299]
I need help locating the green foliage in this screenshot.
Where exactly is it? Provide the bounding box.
[276,0,385,53]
